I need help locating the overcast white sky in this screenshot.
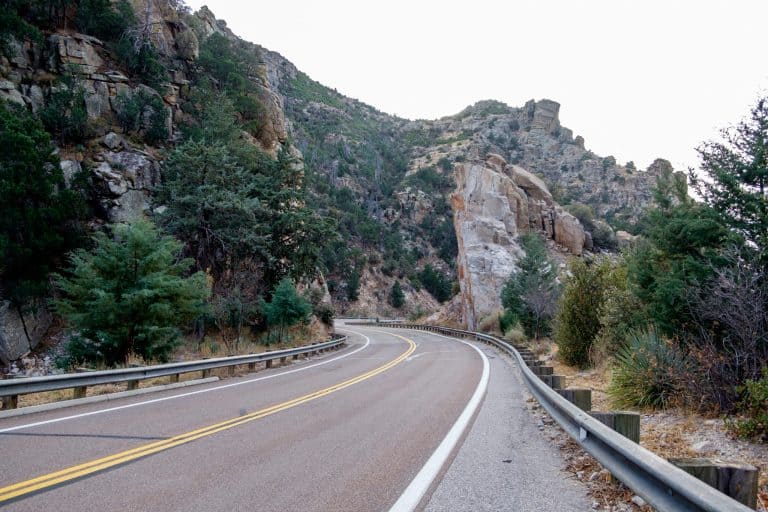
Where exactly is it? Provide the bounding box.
[186,0,767,172]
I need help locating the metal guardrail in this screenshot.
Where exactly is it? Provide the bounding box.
[0,336,347,409]
[357,322,753,512]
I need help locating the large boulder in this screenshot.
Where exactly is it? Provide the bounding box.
[91,150,160,222]
[451,155,586,328]
[452,158,527,329]
[0,301,52,364]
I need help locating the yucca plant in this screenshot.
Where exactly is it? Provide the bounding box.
[608,328,681,409]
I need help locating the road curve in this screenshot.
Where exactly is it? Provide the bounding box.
[0,325,484,511]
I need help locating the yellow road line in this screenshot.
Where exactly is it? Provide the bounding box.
[0,334,417,503]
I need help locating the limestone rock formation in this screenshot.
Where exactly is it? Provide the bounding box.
[452,155,586,329]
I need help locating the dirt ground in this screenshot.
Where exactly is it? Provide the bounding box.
[524,338,768,511]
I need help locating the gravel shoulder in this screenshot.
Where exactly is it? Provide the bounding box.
[424,343,590,512]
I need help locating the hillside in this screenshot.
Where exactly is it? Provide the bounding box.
[0,1,669,362]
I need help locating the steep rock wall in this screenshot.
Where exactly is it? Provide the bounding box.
[453,154,585,329]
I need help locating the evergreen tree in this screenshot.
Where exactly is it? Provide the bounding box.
[501,233,559,339]
[260,278,311,344]
[389,281,405,308]
[53,220,210,366]
[690,98,768,254]
[0,101,86,340]
[554,258,612,368]
[418,264,452,303]
[629,167,731,335]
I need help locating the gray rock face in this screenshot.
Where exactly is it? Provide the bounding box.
[452,155,586,328]
[91,150,160,222]
[0,301,52,364]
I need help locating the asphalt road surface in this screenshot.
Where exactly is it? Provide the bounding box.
[0,323,587,511]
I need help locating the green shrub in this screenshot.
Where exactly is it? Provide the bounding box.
[114,38,167,90]
[729,368,768,441]
[388,281,405,308]
[608,328,681,409]
[115,89,168,144]
[39,76,88,143]
[75,0,133,41]
[313,303,335,326]
[554,258,612,368]
[417,264,453,303]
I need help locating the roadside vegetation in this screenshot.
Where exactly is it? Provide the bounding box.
[0,0,337,371]
[500,98,768,442]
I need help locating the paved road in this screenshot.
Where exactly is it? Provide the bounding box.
[0,324,588,511]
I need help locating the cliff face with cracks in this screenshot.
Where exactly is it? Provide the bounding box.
[453,154,586,329]
[0,3,295,362]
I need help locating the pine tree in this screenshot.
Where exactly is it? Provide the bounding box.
[501,233,559,339]
[690,97,768,255]
[260,278,312,344]
[0,101,86,341]
[389,281,405,308]
[53,220,210,366]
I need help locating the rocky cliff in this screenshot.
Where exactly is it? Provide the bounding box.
[453,154,586,329]
[0,3,671,361]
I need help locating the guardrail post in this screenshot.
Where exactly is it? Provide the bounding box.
[590,411,640,444]
[2,395,18,409]
[169,374,180,383]
[558,389,592,411]
[266,359,274,369]
[669,458,759,509]
[126,380,139,391]
[541,375,566,390]
[73,386,87,399]
[248,362,257,372]
[532,366,554,376]
[202,369,211,379]
[280,356,288,365]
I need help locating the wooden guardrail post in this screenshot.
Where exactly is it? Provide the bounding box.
[202,369,211,378]
[73,386,87,399]
[532,366,553,376]
[669,458,759,509]
[2,394,18,409]
[589,411,640,444]
[169,374,180,383]
[541,375,566,390]
[558,389,592,411]
[126,380,139,391]
[248,362,257,372]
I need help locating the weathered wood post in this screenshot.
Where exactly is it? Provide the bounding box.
[541,375,566,390]
[558,389,592,411]
[2,395,18,409]
[589,411,640,444]
[73,386,87,399]
[169,374,180,383]
[126,380,139,391]
[669,458,759,509]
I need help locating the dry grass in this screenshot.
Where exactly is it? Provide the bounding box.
[6,324,334,411]
[540,342,768,511]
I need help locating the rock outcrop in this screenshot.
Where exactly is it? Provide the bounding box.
[452,155,586,329]
[0,301,52,364]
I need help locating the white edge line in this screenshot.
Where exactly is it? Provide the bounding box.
[0,328,371,434]
[387,330,490,512]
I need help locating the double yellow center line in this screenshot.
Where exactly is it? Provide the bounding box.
[0,333,416,503]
